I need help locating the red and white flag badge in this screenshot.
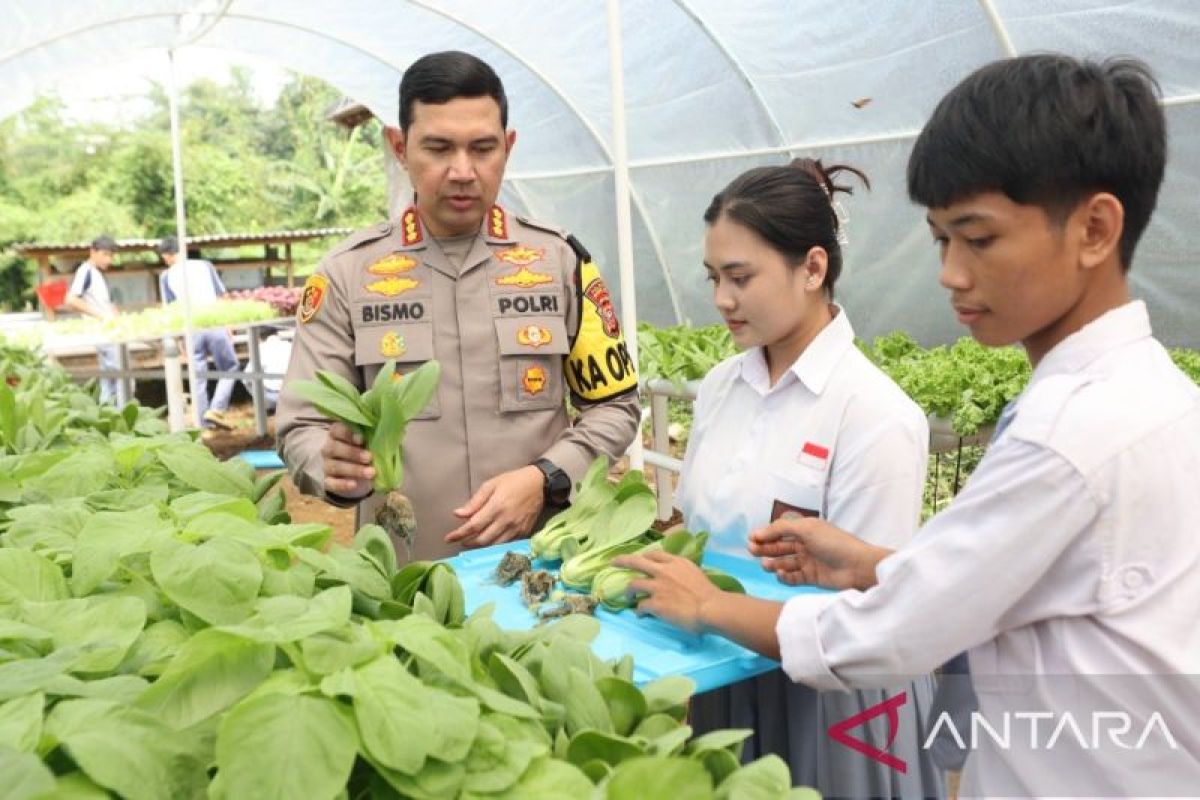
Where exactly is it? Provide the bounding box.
[798,441,830,470]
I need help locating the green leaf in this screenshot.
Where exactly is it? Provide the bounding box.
[606,756,714,799]
[0,550,69,607]
[0,650,78,701]
[150,536,262,625]
[169,492,259,524]
[563,667,613,735]
[376,614,473,687]
[697,747,743,787]
[70,507,174,596]
[566,729,646,768]
[352,655,479,775]
[353,524,397,579]
[209,693,357,800]
[641,675,695,721]
[596,677,647,737]
[1,501,91,560]
[45,698,208,800]
[84,482,170,511]
[298,626,382,675]
[0,747,56,800]
[488,652,542,707]
[391,360,441,422]
[490,755,592,799]
[216,586,351,643]
[686,728,754,756]
[157,443,255,497]
[42,674,149,704]
[21,450,114,502]
[20,596,146,674]
[462,716,544,794]
[117,620,190,677]
[715,755,796,800]
[290,379,373,427]
[136,629,275,730]
[0,693,44,752]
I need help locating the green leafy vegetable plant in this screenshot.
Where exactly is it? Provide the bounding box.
[290,360,440,550]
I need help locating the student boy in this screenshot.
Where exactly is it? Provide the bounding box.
[619,54,1200,796]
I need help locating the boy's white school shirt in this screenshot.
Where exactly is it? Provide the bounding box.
[776,301,1200,793]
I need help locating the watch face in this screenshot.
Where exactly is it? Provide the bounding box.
[547,471,571,504]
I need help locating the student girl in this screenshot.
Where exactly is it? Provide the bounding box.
[674,159,943,798]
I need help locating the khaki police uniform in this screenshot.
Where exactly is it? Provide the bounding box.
[276,204,641,560]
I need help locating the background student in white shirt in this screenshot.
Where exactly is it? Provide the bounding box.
[619,54,1200,796]
[675,160,942,798]
[157,236,240,429]
[63,234,122,404]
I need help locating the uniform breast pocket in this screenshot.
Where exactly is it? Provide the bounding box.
[766,465,826,522]
[353,322,441,420]
[494,316,570,413]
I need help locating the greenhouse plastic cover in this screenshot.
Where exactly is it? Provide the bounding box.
[4,1,1198,347]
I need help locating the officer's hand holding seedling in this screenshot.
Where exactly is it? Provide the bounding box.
[293,360,440,551]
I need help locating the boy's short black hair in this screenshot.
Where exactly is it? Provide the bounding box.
[907,54,1166,271]
[399,51,508,132]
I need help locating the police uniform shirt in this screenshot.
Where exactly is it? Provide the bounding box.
[69,260,115,318]
[677,304,929,556]
[775,302,1200,794]
[276,205,641,559]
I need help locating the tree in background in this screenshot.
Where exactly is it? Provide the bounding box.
[0,68,388,310]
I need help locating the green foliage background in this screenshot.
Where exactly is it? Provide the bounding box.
[0,68,389,310]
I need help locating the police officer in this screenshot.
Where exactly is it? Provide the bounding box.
[276,51,641,561]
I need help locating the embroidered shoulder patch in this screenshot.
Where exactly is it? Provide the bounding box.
[298,274,328,323]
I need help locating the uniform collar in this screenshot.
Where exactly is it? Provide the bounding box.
[1028,300,1152,386]
[738,304,855,396]
[392,203,517,248]
[482,203,516,245]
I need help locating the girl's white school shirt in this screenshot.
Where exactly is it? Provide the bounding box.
[677,305,929,557]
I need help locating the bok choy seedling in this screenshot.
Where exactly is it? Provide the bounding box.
[290,360,440,550]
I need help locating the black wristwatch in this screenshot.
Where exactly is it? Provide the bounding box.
[532,458,571,506]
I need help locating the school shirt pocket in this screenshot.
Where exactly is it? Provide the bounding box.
[766,464,827,522]
[494,316,570,413]
[353,322,441,420]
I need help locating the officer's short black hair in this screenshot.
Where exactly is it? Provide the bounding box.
[399,51,508,132]
[156,235,178,256]
[907,54,1166,271]
[91,235,117,252]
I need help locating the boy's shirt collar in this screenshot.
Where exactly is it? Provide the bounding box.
[1028,300,1151,386]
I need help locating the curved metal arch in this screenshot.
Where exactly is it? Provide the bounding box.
[670,0,790,148]
[977,0,1019,57]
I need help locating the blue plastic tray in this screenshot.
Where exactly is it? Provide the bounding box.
[237,450,285,469]
[444,540,830,694]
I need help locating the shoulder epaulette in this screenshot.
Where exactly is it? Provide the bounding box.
[327,221,392,258]
[515,215,591,263]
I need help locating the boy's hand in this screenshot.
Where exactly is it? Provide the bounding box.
[748,518,892,591]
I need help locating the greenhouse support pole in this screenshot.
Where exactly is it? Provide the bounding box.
[167,48,202,429]
[606,0,644,470]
